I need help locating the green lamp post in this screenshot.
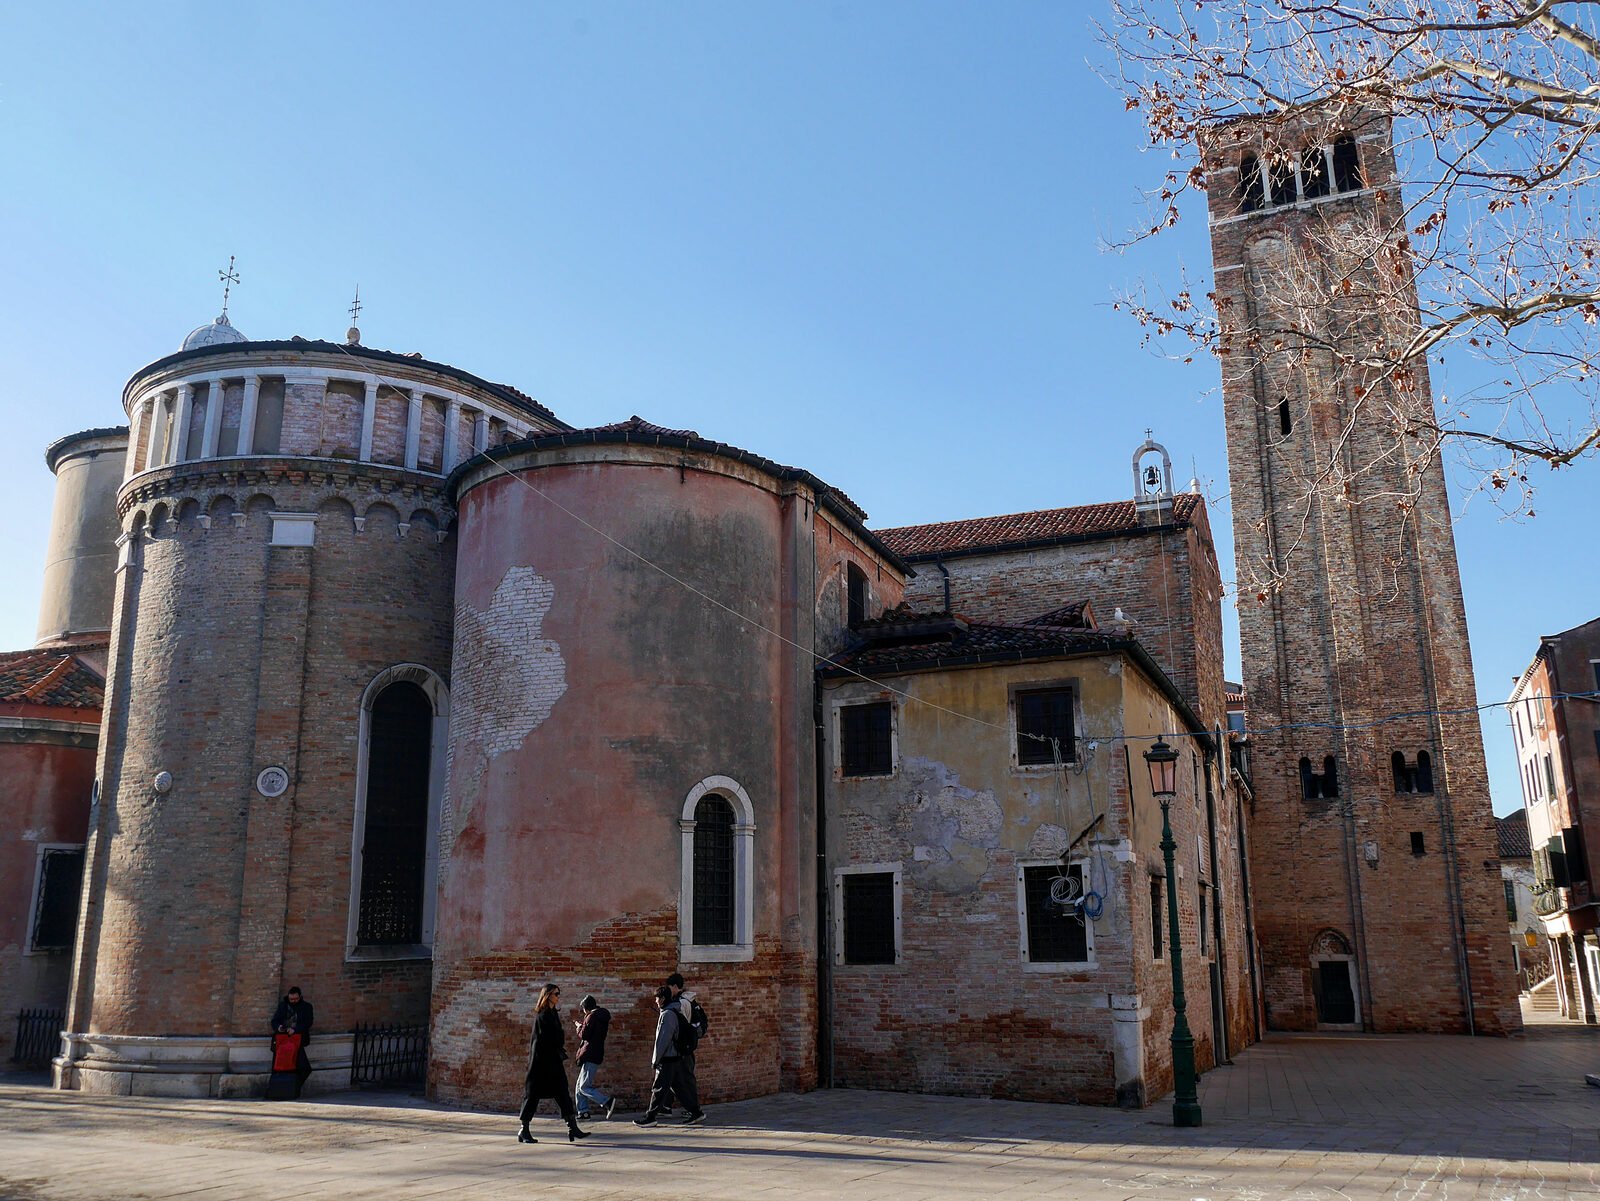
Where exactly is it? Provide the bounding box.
[1144,736,1202,1128]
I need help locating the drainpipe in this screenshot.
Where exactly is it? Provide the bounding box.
[813,683,833,1087]
[1203,732,1229,1063]
[935,558,951,613]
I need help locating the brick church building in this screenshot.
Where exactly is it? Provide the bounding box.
[2,109,1516,1104]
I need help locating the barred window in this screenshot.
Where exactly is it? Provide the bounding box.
[1020,864,1090,965]
[358,681,432,946]
[840,702,893,776]
[841,871,898,965]
[31,847,84,952]
[692,796,736,945]
[1016,687,1074,766]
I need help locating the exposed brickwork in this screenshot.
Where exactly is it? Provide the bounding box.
[1202,109,1520,1035]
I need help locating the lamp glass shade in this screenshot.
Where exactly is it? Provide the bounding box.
[1144,738,1179,798]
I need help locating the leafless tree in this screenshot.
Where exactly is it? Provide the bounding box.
[1102,1,1600,520]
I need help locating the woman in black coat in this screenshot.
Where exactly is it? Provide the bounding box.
[518,983,590,1143]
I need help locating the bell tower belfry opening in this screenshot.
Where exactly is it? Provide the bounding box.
[1200,107,1520,1035]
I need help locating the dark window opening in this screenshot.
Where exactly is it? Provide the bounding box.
[1504,878,1519,922]
[1300,755,1338,800]
[1022,864,1089,963]
[846,562,868,630]
[1565,826,1589,885]
[1546,835,1571,888]
[31,847,85,951]
[1150,877,1164,959]
[1391,750,1434,794]
[358,681,433,946]
[1268,154,1298,206]
[1593,660,1600,693]
[1544,753,1558,799]
[1277,397,1293,436]
[1301,145,1331,198]
[1016,687,1075,766]
[840,702,893,777]
[1415,751,1434,794]
[692,796,736,945]
[1239,153,1265,212]
[1332,134,1362,192]
[1410,831,1426,856]
[841,871,897,965]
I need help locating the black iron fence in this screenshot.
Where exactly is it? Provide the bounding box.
[11,1007,62,1068]
[350,1022,427,1088]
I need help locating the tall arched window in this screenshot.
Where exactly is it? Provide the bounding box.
[1239,153,1264,212]
[1332,134,1362,193]
[348,664,449,959]
[679,776,755,962]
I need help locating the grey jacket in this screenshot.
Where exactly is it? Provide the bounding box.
[651,1006,681,1066]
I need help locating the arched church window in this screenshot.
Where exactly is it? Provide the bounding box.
[1332,134,1362,193]
[1301,145,1331,199]
[357,680,433,946]
[1239,153,1265,212]
[1268,154,1298,206]
[678,776,756,962]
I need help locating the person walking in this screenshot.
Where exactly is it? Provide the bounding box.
[633,986,693,1126]
[517,983,590,1144]
[665,972,706,1123]
[573,994,616,1121]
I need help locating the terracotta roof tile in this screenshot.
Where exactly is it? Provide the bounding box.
[586,415,702,439]
[825,614,1128,677]
[1497,810,1532,860]
[0,649,104,710]
[877,493,1203,559]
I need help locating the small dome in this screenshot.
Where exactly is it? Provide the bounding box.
[182,314,248,350]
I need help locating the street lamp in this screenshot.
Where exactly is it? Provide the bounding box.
[1144,736,1202,1128]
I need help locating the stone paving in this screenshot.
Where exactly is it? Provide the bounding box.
[3,1022,1599,1201]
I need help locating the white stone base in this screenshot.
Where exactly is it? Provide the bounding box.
[53,1031,357,1099]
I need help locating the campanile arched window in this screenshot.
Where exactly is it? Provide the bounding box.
[679,775,755,962]
[348,664,449,959]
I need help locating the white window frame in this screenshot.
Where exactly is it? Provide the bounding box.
[1016,858,1096,971]
[833,696,899,779]
[1009,679,1081,773]
[832,862,903,967]
[25,842,85,955]
[346,663,450,962]
[678,775,756,963]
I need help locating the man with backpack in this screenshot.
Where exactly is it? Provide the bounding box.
[633,986,699,1126]
[664,972,707,1124]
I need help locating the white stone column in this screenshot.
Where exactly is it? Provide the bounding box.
[360,381,378,461]
[171,383,194,463]
[125,398,148,476]
[237,376,260,455]
[146,393,171,469]
[442,400,461,469]
[405,389,423,470]
[1108,993,1150,1107]
[472,411,488,453]
[201,379,224,458]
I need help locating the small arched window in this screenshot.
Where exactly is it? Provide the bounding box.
[1332,134,1362,193]
[1392,751,1411,793]
[1415,750,1434,794]
[358,681,433,946]
[1301,145,1330,198]
[1268,154,1298,206]
[1301,755,1338,800]
[1240,153,1265,212]
[679,776,756,962]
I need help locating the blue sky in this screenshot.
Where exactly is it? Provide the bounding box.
[1,2,1591,815]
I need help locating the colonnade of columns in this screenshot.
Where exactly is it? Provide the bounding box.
[129,370,529,480]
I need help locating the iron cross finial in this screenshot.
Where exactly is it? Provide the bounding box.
[349,285,362,324]
[217,256,241,320]
[1145,427,1154,441]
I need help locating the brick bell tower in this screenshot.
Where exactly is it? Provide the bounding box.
[1200,107,1520,1034]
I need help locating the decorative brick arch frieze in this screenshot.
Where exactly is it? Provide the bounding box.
[678,774,756,963]
[347,663,451,962]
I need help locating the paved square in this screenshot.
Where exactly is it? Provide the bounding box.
[4,1022,1598,1200]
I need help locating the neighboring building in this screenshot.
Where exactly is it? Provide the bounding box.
[1496,810,1549,989]
[1508,618,1600,1023]
[820,594,1251,1107]
[1200,107,1520,1034]
[1,428,125,1067]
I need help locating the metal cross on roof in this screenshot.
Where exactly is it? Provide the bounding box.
[349,285,362,324]
[217,256,240,319]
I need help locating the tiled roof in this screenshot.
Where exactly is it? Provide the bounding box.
[0,649,105,710]
[1024,601,1094,630]
[586,415,702,439]
[825,616,1129,677]
[877,493,1203,560]
[1497,810,1532,860]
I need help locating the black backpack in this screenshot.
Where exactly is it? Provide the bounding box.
[675,999,709,1055]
